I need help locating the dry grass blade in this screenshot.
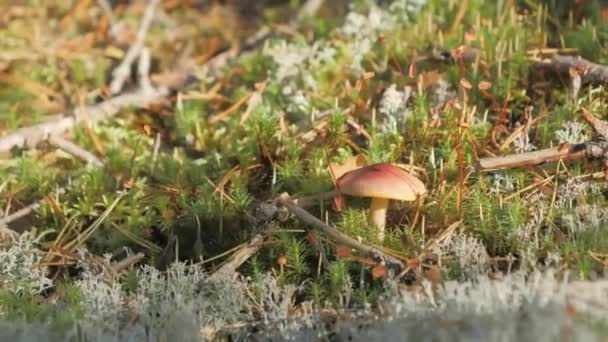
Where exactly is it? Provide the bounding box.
[63,192,126,251]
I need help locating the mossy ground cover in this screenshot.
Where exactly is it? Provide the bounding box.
[1,0,608,340]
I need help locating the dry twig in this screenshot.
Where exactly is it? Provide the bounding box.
[208,233,266,280]
[111,252,145,273]
[48,135,104,167]
[0,87,168,153]
[109,0,161,94]
[534,54,608,86]
[0,188,66,230]
[478,109,608,172]
[137,47,153,92]
[275,193,406,271]
[478,143,587,171]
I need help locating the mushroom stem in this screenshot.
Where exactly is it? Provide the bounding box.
[369,197,389,241]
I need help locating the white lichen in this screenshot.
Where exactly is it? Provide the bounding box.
[379,84,413,133]
[555,120,590,144]
[0,233,52,296]
[433,230,490,279]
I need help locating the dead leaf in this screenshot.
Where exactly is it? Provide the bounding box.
[459,78,472,90]
[306,231,320,247]
[371,264,386,279]
[335,246,353,258]
[362,72,375,79]
[478,81,492,91]
[329,154,369,180]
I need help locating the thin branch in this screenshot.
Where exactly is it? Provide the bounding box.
[478,143,587,171]
[207,200,288,279]
[0,225,18,241]
[111,252,145,273]
[152,132,161,162]
[478,108,608,171]
[275,193,406,271]
[0,188,66,228]
[0,87,168,153]
[48,135,104,167]
[109,0,161,94]
[137,47,153,92]
[208,232,267,281]
[533,54,608,87]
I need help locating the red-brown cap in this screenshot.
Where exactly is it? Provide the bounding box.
[336,163,426,201]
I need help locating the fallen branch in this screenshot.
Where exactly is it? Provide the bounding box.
[111,252,145,273]
[0,87,168,153]
[109,0,161,94]
[0,0,326,154]
[208,232,266,281]
[478,108,608,171]
[0,188,66,229]
[207,202,284,279]
[48,135,104,167]
[534,54,608,87]
[137,47,153,93]
[275,193,406,271]
[478,143,586,171]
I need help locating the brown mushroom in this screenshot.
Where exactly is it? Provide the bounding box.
[336,163,426,240]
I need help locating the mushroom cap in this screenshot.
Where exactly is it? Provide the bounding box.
[336,163,426,201]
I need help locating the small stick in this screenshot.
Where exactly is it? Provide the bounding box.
[478,143,587,171]
[1,136,107,227]
[48,135,104,167]
[478,108,608,171]
[109,0,161,94]
[152,132,161,162]
[205,202,281,280]
[137,47,153,93]
[537,55,608,86]
[0,188,67,228]
[208,233,267,280]
[276,193,406,271]
[111,252,145,273]
[0,87,168,153]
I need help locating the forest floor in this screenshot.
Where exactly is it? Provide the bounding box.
[1,0,608,341]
